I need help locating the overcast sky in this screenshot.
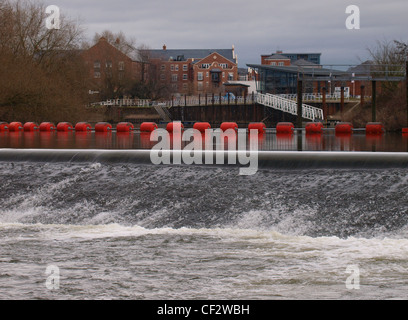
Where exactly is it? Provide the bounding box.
[50,0,407,67]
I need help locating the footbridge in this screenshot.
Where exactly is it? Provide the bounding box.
[256,93,324,121]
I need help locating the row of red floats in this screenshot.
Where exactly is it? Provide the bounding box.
[0,121,133,133]
[0,120,389,135]
[141,121,267,134]
[276,121,386,135]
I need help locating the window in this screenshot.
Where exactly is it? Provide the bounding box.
[106,61,113,68]
[201,63,210,69]
[183,64,188,71]
[160,74,166,81]
[206,72,209,78]
[222,72,225,78]
[228,73,234,81]
[278,62,284,66]
[220,63,228,69]
[211,72,220,82]
[183,74,188,81]
[94,71,101,78]
[94,61,101,69]
[175,65,179,71]
[270,62,276,66]
[161,64,166,71]
[183,83,188,90]
[172,74,178,82]
[170,65,174,71]
[197,72,203,81]
[118,61,125,70]
[198,82,203,91]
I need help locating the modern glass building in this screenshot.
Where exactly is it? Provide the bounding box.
[246,64,347,94]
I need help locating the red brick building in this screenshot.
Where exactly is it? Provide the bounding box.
[81,37,143,100]
[261,53,291,67]
[147,45,238,96]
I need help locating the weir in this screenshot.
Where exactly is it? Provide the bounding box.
[1,149,408,169]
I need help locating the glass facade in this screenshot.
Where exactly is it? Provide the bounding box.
[256,67,298,94]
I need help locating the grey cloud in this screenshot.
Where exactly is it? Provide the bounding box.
[50,0,408,67]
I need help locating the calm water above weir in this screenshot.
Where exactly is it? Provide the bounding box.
[1,130,408,152]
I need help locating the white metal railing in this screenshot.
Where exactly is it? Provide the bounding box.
[279,93,350,101]
[90,95,251,108]
[91,99,152,107]
[90,94,322,120]
[257,93,324,121]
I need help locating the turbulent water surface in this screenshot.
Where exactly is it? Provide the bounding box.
[1,157,408,300]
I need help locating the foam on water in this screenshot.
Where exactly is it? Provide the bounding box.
[1,153,408,299]
[1,159,408,238]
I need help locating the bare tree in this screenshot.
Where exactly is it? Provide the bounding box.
[93,30,137,58]
[366,39,406,94]
[0,0,88,123]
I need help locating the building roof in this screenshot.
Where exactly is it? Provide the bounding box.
[247,63,405,81]
[347,60,375,74]
[223,82,250,87]
[147,48,237,63]
[246,63,346,78]
[291,59,320,67]
[264,54,291,60]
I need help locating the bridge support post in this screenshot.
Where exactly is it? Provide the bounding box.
[406,61,408,127]
[341,86,345,121]
[297,79,303,128]
[322,87,327,123]
[360,85,365,108]
[372,80,377,122]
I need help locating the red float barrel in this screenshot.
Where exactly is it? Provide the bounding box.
[0,122,9,131]
[366,122,384,135]
[276,122,295,134]
[75,122,92,132]
[23,122,39,132]
[220,122,238,131]
[305,122,323,134]
[9,122,24,132]
[193,122,211,133]
[39,122,56,132]
[403,128,408,134]
[116,122,134,132]
[140,122,158,132]
[335,122,353,134]
[166,122,184,132]
[57,122,73,132]
[95,122,112,132]
[248,122,266,134]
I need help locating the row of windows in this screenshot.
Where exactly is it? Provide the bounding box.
[197,72,234,81]
[94,71,125,79]
[160,72,235,82]
[270,62,285,66]
[161,74,189,81]
[161,63,231,71]
[94,61,125,70]
[171,83,189,90]
[200,63,230,69]
[161,64,188,72]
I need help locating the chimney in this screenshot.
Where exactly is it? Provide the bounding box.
[163,44,167,51]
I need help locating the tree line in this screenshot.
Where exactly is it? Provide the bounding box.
[0,0,165,123]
